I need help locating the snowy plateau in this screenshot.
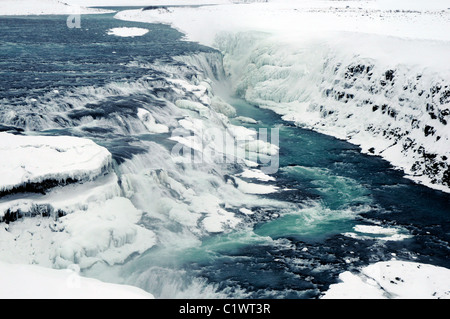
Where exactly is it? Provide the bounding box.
[0,0,449,299]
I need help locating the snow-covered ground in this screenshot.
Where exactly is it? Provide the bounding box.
[114,0,450,45]
[0,260,154,298]
[0,0,113,15]
[322,260,450,299]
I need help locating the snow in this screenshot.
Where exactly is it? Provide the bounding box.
[114,0,450,46]
[237,168,276,182]
[2,1,449,298]
[0,0,113,15]
[342,224,412,241]
[0,197,157,269]
[0,132,112,196]
[234,176,279,194]
[322,260,450,299]
[0,173,122,222]
[66,0,232,7]
[54,197,157,269]
[107,27,149,37]
[0,260,154,299]
[137,108,169,133]
[235,116,258,124]
[175,99,208,114]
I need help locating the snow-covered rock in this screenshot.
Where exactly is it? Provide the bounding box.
[0,197,157,269]
[0,260,154,299]
[0,132,112,198]
[322,260,450,299]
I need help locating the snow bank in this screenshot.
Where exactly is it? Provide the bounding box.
[107,27,149,37]
[0,132,112,195]
[114,0,450,46]
[66,0,232,7]
[322,260,450,299]
[54,197,157,269]
[0,197,157,269]
[0,173,121,223]
[0,0,113,15]
[0,261,153,299]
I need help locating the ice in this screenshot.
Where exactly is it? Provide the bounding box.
[0,172,122,220]
[322,260,450,299]
[210,96,237,117]
[0,132,112,196]
[137,108,169,134]
[175,99,208,115]
[237,168,275,182]
[54,197,157,269]
[0,197,157,269]
[0,260,154,299]
[234,177,278,194]
[67,0,232,7]
[342,224,413,241]
[107,27,149,37]
[235,116,258,124]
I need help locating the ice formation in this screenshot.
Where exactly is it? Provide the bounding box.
[322,260,450,299]
[0,260,154,299]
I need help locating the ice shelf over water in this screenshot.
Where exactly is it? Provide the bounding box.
[0,132,112,197]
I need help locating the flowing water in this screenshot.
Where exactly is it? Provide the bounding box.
[0,11,449,299]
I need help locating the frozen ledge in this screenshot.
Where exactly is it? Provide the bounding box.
[0,132,112,197]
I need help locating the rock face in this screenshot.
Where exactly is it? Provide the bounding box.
[318,60,450,191]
